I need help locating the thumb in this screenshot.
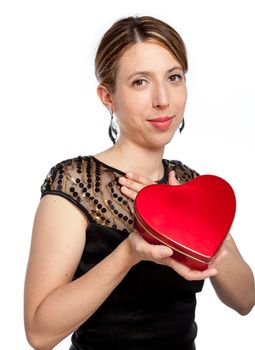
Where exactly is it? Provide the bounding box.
[168,170,180,186]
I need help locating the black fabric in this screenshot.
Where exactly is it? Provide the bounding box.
[69,341,196,350]
[69,344,196,350]
[41,155,203,350]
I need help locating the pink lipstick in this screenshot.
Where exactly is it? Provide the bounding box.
[148,116,174,130]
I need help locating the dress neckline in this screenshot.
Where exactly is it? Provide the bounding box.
[90,155,168,184]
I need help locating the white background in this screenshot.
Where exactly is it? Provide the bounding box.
[0,0,254,349]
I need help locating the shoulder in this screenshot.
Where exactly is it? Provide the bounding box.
[163,159,200,184]
[41,156,89,193]
[40,155,93,219]
[40,155,135,232]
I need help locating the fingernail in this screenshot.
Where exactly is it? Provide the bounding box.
[162,247,173,256]
[118,177,126,184]
[126,172,133,178]
[222,250,228,257]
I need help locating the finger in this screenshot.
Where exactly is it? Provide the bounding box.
[118,176,146,194]
[168,170,180,186]
[164,257,218,281]
[148,244,173,260]
[119,185,138,201]
[129,231,173,259]
[225,233,231,241]
[125,172,155,186]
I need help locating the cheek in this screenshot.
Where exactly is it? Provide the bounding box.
[176,87,187,109]
[115,91,149,119]
[124,89,149,107]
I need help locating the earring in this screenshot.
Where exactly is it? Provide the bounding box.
[179,118,185,133]
[108,108,118,144]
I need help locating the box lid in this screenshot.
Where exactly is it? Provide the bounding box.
[134,175,236,262]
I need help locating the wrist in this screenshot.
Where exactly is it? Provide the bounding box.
[115,236,141,268]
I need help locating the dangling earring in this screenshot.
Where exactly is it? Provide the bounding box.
[108,108,118,144]
[179,118,185,133]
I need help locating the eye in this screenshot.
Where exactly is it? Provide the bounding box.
[169,74,183,82]
[132,79,147,87]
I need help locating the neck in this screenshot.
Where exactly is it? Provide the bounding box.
[95,138,165,182]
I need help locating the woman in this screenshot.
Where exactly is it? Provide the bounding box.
[24,16,255,350]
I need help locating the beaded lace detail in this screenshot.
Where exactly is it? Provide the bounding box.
[41,156,199,232]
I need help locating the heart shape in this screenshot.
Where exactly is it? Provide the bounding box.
[134,175,236,270]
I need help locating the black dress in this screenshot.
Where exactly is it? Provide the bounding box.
[41,155,203,350]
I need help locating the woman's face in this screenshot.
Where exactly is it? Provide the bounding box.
[111,41,187,149]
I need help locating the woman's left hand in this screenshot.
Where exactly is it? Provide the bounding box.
[119,170,179,200]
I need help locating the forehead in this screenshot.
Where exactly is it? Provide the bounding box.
[117,41,181,76]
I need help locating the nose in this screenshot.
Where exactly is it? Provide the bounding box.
[152,82,170,109]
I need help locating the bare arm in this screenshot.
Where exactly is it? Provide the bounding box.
[25,194,185,350]
[24,195,133,349]
[210,235,255,315]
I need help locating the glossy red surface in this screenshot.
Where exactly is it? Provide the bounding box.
[134,175,236,270]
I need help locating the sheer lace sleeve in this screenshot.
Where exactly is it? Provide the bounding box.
[40,156,134,230]
[40,156,93,221]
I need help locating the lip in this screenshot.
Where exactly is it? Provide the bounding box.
[149,116,172,122]
[148,115,174,130]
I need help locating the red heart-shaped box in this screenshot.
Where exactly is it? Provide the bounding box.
[134,175,236,271]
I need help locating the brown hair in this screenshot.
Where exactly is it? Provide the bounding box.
[95,16,188,93]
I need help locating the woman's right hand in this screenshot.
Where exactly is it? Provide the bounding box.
[126,230,174,264]
[125,230,226,281]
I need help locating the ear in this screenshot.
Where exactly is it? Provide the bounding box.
[97,85,114,111]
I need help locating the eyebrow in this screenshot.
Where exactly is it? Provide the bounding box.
[127,66,183,81]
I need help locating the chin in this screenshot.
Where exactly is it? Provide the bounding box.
[159,130,177,145]
[146,133,175,150]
